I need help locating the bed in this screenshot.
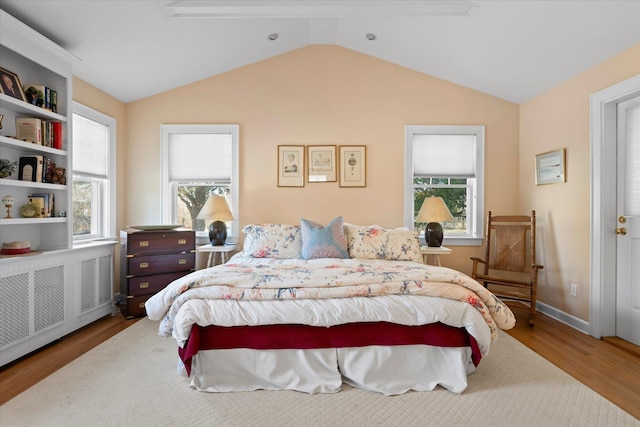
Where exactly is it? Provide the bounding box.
[146,218,515,395]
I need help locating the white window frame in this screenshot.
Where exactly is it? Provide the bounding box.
[72,102,116,242]
[404,125,484,246]
[161,124,239,240]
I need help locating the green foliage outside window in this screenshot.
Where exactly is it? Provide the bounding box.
[177,184,229,231]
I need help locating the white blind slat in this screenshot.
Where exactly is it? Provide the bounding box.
[170,133,232,181]
[413,134,475,177]
[73,114,108,176]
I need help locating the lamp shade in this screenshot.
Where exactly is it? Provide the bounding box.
[415,196,453,223]
[197,195,233,246]
[196,195,234,221]
[415,196,453,247]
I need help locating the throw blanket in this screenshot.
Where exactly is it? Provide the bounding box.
[146,258,515,341]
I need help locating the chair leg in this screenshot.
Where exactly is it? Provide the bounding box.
[528,286,537,326]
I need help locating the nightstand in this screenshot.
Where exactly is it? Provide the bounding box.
[420,246,452,266]
[197,243,237,268]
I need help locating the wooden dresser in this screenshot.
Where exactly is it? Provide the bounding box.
[119,228,195,319]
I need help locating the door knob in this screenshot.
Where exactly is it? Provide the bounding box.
[618,215,627,224]
[615,227,627,235]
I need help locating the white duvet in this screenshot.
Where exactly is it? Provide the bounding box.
[146,256,516,358]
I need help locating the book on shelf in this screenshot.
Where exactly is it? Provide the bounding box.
[51,121,63,149]
[23,84,54,111]
[15,117,42,144]
[18,155,44,182]
[30,192,54,217]
[27,196,46,218]
[50,89,57,113]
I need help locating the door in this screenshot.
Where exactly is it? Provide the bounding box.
[616,96,640,345]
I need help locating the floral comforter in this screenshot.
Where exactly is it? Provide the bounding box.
[146,257,515,347]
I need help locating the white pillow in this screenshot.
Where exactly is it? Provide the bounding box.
[241,224,302,258]
[344,224,422,263]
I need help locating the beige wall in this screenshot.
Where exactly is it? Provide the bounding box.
[125,45,519,275]
[73,43,640,322]
[519,44,640,321]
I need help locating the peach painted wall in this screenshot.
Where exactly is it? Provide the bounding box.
[125,45,519,274]
[519,44,640,321]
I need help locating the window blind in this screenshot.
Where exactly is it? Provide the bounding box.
[413,134,475,177]
[169,133,232,181]
[73,113,108,177]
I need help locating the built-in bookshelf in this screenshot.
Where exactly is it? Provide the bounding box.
[0,10,76,251]
[0,10,116,367]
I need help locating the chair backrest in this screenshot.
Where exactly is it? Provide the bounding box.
[482,211,537,274]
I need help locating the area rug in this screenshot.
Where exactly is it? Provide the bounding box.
[1,318,637,427]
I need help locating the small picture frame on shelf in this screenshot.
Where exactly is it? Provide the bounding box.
[0,67,27,102]
[307,145,337,182]
[277,145,305,187]
[339,145,366,187]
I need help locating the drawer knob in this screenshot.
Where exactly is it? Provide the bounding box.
[139,241,149,247]
[139,282,149,289]
[139,302,146,309]
[139,262,149,268]
[178,239,187,245]
[178,259,187,265]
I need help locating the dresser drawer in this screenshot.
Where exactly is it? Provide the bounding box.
[123,231,195,255]
[123,296,149,318]
[127,252,195,276]
[127,271,188,297]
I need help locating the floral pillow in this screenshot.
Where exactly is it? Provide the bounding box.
[241,224,302,258]
[300,216,349,260]
[344,224,422,263]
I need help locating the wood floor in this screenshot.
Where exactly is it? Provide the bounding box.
[1,307,639,420]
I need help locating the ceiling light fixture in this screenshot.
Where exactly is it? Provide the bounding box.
[365,33,377,41]
[267,33,279,41]
[166,1,478,19]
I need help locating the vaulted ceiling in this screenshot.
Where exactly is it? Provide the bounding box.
[0,0,638,104]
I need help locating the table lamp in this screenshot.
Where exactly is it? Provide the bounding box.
[415,196,453,247]
[196,195,234,245]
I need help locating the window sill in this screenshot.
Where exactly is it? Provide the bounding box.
[442,236,483,247]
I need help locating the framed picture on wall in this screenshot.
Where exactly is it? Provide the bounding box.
[339,145,366,187]
[535,148,565,185]
[277,145,305,187]
[307,145,336,182]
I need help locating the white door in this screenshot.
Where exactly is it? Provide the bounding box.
[616,96,640,345]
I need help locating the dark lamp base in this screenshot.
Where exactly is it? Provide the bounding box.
[425,222,444,247]
[208,220,227,246]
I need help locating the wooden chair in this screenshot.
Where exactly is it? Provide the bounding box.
[471,211,543,325]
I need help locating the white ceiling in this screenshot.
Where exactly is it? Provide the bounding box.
[0,0,638,104]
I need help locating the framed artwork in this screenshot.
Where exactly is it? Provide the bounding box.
[307,145,337,182]
[277,145,305,187]
[339,145,366,187]
[535,148,565,185]
[0,67,27,102]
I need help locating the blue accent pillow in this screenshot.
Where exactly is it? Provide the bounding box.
[300,216,349,260]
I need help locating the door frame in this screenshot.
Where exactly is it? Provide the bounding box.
[590,74,640,339]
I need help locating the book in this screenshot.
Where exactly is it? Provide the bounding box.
[30,193,52,217]
[27,196,46,218]
[24,84,46,108]
[52,121,63,149]
[50,89,57,113]
[18,155,44,182]
[16,117,43,144]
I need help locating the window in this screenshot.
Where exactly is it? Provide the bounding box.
[161,125,239,239]
[72,103,116,241]
[404,125,484,246]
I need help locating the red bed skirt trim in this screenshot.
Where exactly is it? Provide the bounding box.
[178,322,481,376]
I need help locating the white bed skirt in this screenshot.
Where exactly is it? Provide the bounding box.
[181,344,475,395]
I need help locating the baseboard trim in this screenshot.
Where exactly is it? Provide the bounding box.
[536,301,591,335]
